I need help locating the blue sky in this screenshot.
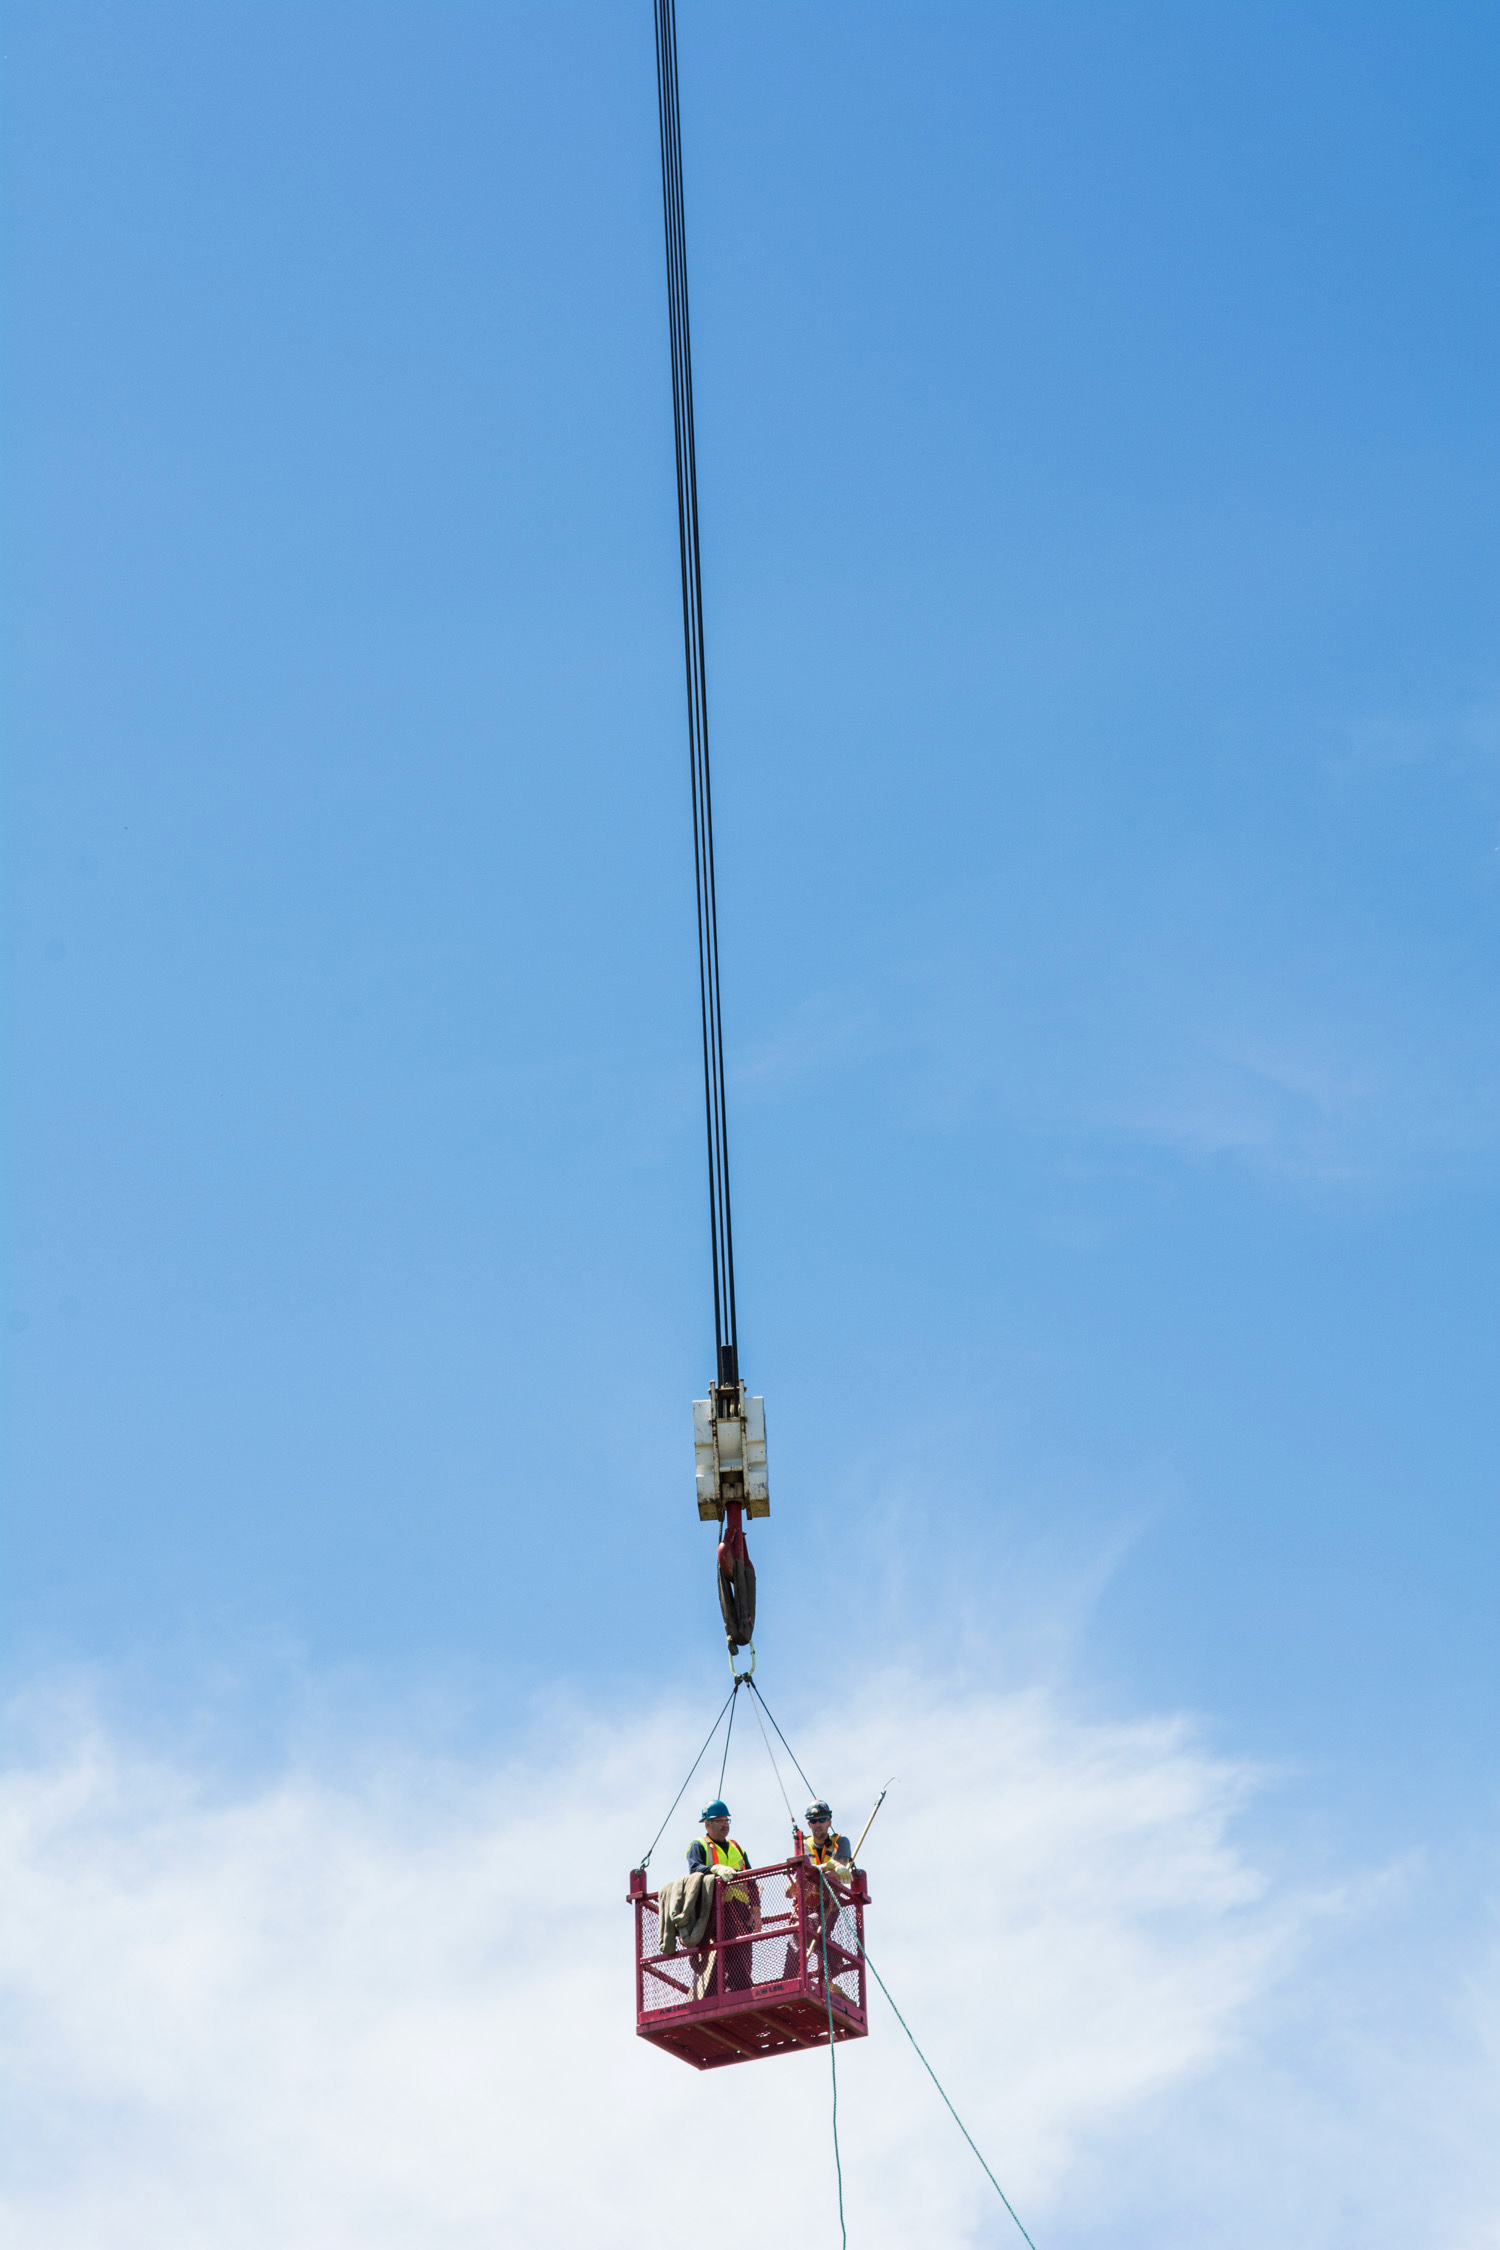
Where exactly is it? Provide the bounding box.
[4,5,1498,2241]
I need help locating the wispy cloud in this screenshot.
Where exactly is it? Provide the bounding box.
[733,988,893,1096]
[1093,1030,1388,1183]
[2,1672,1496,2247]
[1329,695,1500,781]
[735,925,1499,1190]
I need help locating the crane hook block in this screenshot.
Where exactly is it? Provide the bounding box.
[693,1381,769,1521]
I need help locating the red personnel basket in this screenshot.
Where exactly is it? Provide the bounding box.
[629,1856,870,2070]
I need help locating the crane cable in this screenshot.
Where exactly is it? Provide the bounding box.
[653,0,739,1390]
[649,26,1029,2235]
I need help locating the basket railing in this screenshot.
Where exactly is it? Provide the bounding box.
[633,1856,868,2031]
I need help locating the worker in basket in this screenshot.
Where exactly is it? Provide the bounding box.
[688,1800,761,1993]
[786,1800,855,1982]
[804,1800,853,1874]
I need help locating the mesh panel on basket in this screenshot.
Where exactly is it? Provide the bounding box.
[635,1862,867,2044]
[642,1959,697,2012]
[805,1891,862,2010]
[831,1899,862,2004]
[639,1898,703,2014]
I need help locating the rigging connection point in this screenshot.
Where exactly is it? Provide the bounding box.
[693,1377,769,1522]
[716,1503,757,1652]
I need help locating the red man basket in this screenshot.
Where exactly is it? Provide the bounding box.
[629,1855,870,2070]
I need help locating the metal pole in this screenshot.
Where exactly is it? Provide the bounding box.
[852,1780,894,1863]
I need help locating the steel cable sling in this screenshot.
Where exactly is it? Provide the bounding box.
[653,0,739,1392]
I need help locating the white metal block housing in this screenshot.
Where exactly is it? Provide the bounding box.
[693,1389,769,1520]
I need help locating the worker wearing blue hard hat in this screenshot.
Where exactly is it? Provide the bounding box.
[688,1800,760,1991]
[687,1801,748,1880]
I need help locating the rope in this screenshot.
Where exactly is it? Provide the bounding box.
[652,0,739,1381]
[742,1672,836,2239]
[817,1873,848,2250]
[817,1868,1041,2250]
[746,1678,817,1802]
[635,1687,735,1872]
[747,1675,1038,2250]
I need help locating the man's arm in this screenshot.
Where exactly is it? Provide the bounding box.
[686,1839,709,1873]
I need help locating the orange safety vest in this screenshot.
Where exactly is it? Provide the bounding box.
[805,1832,849,1868]
[700,1835,751,1904]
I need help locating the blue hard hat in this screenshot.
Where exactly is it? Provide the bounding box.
[700,1800,731,1821]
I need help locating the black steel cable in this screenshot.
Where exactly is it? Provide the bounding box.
[653,0,739,1378]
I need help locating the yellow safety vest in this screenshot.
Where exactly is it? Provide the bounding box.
[701,1835,751,1904]
[806,1833,849,1868]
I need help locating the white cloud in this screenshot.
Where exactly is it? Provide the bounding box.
[1,1672,1496,2247]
